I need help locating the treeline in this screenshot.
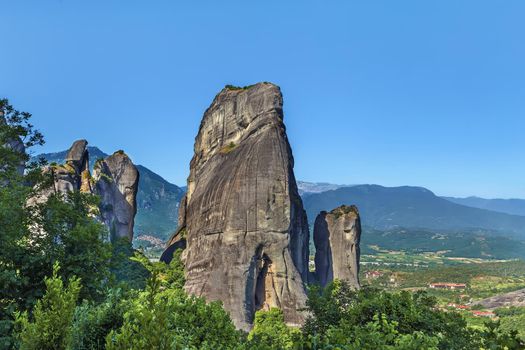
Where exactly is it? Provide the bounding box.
[1,99,524,349]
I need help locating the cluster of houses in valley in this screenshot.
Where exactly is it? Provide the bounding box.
[446,303,496,318]
[364,271,497,319]
[428,283,497,318]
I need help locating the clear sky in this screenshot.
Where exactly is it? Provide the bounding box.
[2,1,524,198]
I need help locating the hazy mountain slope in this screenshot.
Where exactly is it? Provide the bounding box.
[34,147,183,240]
[296,181,351,196]
[303,185,525,239]
[361,227,525,260]
[443,196,525,217]
[134,165,183,239]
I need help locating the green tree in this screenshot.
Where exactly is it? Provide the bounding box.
[479,320,524,350]
[246,308,302,350]
[15,263,80,350]
[324,314,440,349]
[0,98,47,348]
[0,99,112,347]
[38,191,112,301]
[106,270,240,350]
[303,280,476,350]
[0,98,44,180]
[109,238,150,290]
[69,289,127,350]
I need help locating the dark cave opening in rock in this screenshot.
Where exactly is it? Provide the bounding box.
[254,253,271,311]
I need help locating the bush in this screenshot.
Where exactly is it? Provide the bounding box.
[246,308,302,350]
[69,289,127,350]
[15,263,80,350]
[303,280,476,350]
[106,271,241,350]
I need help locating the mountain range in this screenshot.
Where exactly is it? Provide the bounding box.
[35,147,525,249]
[302,185,525,239]
[442,196,525,217]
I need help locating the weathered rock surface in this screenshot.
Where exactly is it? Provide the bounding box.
[314,205,361,288]
[476,288,525,310]
[164,83,310,330]
[93,151,139,241]
[51,139,91,194]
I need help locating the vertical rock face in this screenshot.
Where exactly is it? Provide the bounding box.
[93,151,139,241]
[165,82,310,330]
[314,205,361,288]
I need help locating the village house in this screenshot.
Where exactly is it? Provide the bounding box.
[471,310,496,318]
[447,303,469,310]
[365,270,383,279]
[428,283,467,290]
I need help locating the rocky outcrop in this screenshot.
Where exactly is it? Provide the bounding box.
[51,140,91,194]
[314,205,361,288]
[164,83,310,330]
[32,140,139,242]
[93,151,139,241]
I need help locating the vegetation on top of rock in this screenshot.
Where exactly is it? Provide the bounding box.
[224,82,273,91]
[224,84,256,91]
[330,204,359,218]
[219,141,237,154]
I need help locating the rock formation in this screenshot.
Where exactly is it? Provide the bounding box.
[313,205,361,288]
[51,139,91,194]
[92,150,139,241]
[163,83,310,330]
[33,140,139,242]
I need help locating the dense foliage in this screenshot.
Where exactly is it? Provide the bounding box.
[15,263,81,350]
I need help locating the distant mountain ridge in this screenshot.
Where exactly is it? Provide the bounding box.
[443,196,525,217]
[303,184,525,239]
[361,227,525,260]
[32,149,525,245]
[34,146,184,240]
[297,181,351,196]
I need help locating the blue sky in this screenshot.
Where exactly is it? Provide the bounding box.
[2,1,524,198]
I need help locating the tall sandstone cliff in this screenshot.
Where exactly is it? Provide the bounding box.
[313,205,361,288]
[164,83,310,330]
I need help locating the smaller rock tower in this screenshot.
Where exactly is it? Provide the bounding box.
[313,205,361,288]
